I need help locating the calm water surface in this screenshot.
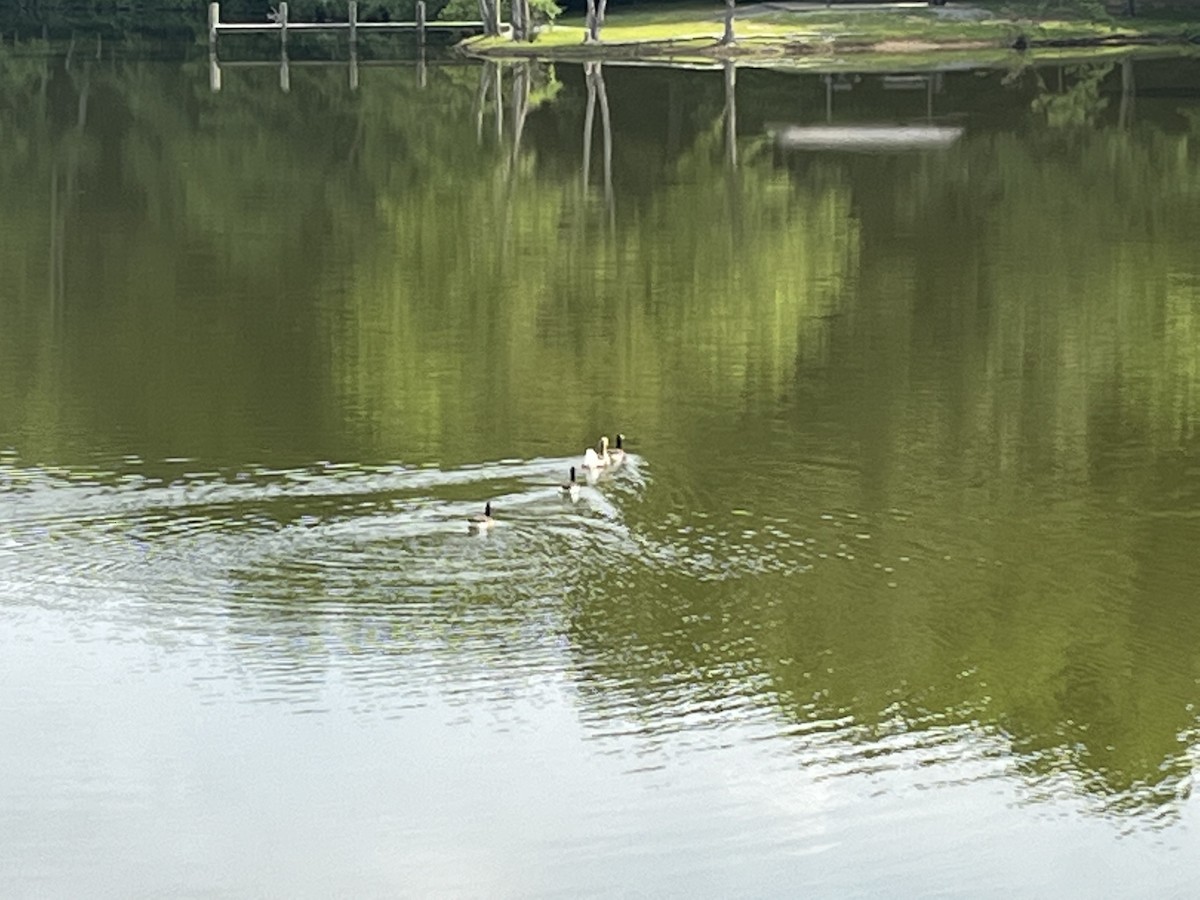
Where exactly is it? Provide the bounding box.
[3,42,1200,895]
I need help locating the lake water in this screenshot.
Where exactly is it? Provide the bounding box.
[3,41,1200,896]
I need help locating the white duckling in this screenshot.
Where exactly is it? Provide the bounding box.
[561,466,580,502]
[467,502,495,534]
[583,435,611,470]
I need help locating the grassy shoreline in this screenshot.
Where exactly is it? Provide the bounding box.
[458,3,1198,66]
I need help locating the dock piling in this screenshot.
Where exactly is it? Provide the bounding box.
[416,1,427,44]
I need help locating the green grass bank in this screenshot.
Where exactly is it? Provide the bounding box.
[459,2,1199,67]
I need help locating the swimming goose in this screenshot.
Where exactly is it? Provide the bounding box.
[608,433,626,467]
[583,435,611,470]
[561,466,580,502]
[467,502,494,533]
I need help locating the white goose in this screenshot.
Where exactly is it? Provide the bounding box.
[583,435,611,470]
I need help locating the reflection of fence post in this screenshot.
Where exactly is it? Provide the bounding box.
[508,63,530,175]
[724,59,737,170]
[208,2,219,48]
[582,62,613,211]
[49,168,61,312]
[596,64,613,214]
[416,0,428,85]
[279,2,290,96]
[582,63,596,190]
[494,66,503,141]
[348,0,359,90]
[208,2,222,92]
[474,63,494,144]
[1119,57,1135,128]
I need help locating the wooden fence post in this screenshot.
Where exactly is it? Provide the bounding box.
[416,0,426,44]
[208,2,219,47]
[279,2,288,51]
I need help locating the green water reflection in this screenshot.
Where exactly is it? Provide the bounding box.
[3,44,1200,828]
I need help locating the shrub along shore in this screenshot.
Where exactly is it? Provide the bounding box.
[458,2,1200,66]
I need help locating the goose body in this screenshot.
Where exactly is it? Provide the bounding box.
[608,433,626,467]
[583,435,611,470]
[561,466,581,501]
[467,502,495,533]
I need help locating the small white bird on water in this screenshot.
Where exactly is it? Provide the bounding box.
[467,502,495,534]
